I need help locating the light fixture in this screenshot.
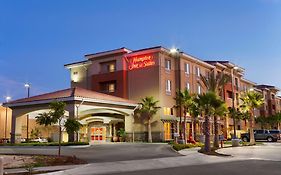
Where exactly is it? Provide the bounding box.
[24,83,30,88]
[5,96,11,102]
[249,88,254,91]
[170,48,178,54]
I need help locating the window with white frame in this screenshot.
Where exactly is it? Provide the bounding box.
[166,80,172,93]
[186,82,190,90]
[198,84,201,94]
[196,67,200,77]
[165,59,171,71]
[184,63,190,74]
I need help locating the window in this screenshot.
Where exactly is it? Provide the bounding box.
[108,83,115,92]
[166,80,171,93]
[227,91,233,98]
[237,125,241,130]
[100,81,116,93]
[235,78,239,90]
[196,67,200,77]
[108,63,115,73]
[198,84,201,94]
[165,59,171,71]
[236,93,239,105]
[163,107,173,115]
[73,71,78,75]
[184,63,189,74]
[186,82,190,90]
[255,130,264,134]
[100,61,116,73]
[164,122,171,140]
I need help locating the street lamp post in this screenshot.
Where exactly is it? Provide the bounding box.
[25,83,30,141]
[75,98,84,142]
[4,96,11,140]
[231,66,238,140]
[170,48,184,143]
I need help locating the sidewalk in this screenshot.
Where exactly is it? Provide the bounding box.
[44,148,247,175]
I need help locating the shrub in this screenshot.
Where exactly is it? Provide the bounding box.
[172,142,204,151]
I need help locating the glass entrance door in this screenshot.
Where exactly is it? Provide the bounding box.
[91,127,106,141]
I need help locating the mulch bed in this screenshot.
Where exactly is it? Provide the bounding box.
[198,148,231,157]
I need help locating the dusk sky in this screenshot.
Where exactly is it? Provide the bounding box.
[1,0,281,102]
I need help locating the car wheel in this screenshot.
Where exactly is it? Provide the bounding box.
[242,137,248,142]
[267,137,273,142]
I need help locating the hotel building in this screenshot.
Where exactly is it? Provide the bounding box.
[3,46,281,143]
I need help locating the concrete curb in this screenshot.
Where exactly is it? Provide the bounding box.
[4,165,82,175]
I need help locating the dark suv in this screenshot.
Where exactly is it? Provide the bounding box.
[269,130,281,140]
[241,129,278,142]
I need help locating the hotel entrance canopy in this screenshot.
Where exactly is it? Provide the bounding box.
[4,87,138,143]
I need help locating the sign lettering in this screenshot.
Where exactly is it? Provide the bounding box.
[128,55,155,70]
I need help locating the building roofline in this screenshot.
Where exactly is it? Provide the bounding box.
[85,47,132,59]
[241,78,256,85]
[255,84,280,92]
[64,60,92,69]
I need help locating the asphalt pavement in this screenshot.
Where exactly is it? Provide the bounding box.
[0,143,179,163]
[109,160,281,175]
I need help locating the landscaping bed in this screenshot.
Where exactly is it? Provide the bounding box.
[171,142,204,151]
[2,154,86,169]
[198,147,231,157]
[0,142,89,147]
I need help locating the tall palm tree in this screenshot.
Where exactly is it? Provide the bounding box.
[174,89,194,143]
[200,70,230,95]
[255,115,268,129]
[240,91,264,145]
[138,96,160,143]
[200,70,230,148]
[189,96,200,141]
[197,92,220,152]
[212,99,228,148]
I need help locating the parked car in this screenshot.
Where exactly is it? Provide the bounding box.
[269,130,281,140]
[241,129,278,142]
[31,137,48,143]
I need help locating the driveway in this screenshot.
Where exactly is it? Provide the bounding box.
[217,142,281,161]
[0,143,180,163]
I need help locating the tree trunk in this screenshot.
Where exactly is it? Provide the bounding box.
[183,112,187,143]
[193,117,197,142]
[58,124,62,157]
[249,110,255,145]
[204,115,211,152]
[148,119,152,143]
[179,107,182,140]
[213,116,219,148]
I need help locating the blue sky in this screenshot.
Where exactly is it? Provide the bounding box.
[1,0,281,102]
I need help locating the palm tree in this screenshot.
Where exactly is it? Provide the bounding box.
[189,96,200,141]
[200,70,230,95]
[137,96,160,143]
[255,115,268,129]
[200,70,230,148]
[240,91,264,145]
[212,99,228,148]
[174,89,194,143]
[197,92,219,152]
